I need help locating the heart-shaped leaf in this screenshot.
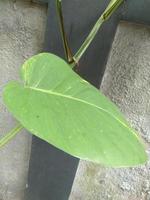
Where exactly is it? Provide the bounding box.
[3,53,147,166]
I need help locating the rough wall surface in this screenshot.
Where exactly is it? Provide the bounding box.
[70,22,150,200]
[0,1,46,200]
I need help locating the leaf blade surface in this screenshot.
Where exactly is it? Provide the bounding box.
[3,53,147,166]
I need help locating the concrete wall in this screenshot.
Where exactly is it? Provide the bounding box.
[0,1,47,200]
[70,22,150,200]
[1,2,150,200]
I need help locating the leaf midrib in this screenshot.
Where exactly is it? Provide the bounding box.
[26,85,136,136]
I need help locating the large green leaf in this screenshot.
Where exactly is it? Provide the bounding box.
[3,53,147,166]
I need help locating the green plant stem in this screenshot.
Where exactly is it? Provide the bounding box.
[56,0,75,65]
[0,0,124,150]
[73,0,124,64]
[0,124,23,148]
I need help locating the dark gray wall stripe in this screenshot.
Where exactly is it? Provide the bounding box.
[25,1,150,200]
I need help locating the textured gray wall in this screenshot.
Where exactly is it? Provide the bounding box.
[1,2,150,200]
[0,1,46,199]
[70,22,150,200]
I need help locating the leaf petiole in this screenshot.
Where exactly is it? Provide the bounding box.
[56,0,75,65]
[73,0,124,64]
[0,124,23,148]
[0,0,124,150]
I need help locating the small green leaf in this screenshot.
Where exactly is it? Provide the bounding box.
[3,53,147,167]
